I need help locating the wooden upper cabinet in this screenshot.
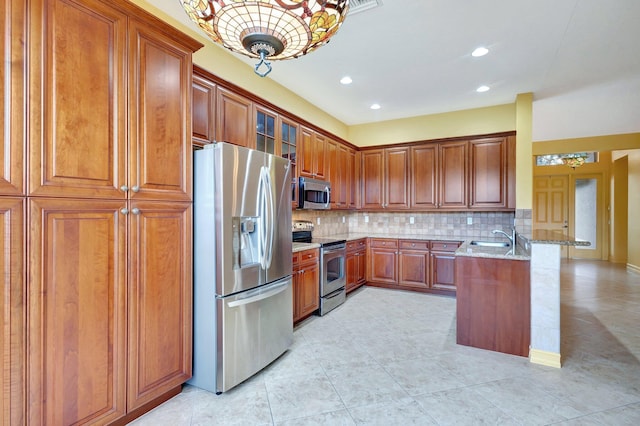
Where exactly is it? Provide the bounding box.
[280,117,299,209]
[129,19,195,202]
[385,147,410,209]
[1,197,25,426]
[27,198,128,425]
[326,139,339,207]
[192,73,216,147]
[411,145,438,209]
[361,147,409,210]
[127,201,192,410]
[469,137,507,209]
[254,105,277,155]
[439,141,468,208]
[361,149,384,209]
[348,149,358,209]
[1,0,26,196]
[337,144,350,208]
[216,86,253,149]
[28,0,128,199]
[299,127,326,179]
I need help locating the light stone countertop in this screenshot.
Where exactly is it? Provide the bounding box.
[528,229,591,246]
[292,242,320,253]
[455,239,531,261]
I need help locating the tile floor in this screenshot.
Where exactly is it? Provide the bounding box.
[130,260,640,425]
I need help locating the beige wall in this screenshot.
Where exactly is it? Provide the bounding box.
[623,151,640,271]
[610,156,628,263]
[515,93,533,210]
[347,104,515,147]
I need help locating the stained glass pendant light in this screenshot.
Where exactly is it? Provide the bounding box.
[179,1,350,77]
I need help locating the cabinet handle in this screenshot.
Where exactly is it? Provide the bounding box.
[120,185,129,192]
[443,244,448,248]
[131,185,140,193]
[132,208,140,215]
[120,208,129,215]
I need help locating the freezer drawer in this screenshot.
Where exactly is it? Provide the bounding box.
[217,277,293,392]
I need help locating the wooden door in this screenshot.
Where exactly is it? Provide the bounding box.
[347,148,358,209]
[430,252,456,291]
[299,127,315,178]
[215,86,253,149]
[368,248,397,284]
[533,176,569,259]
[129,19,195,202]
[326,139,340,207]
[127,201,192,410]
[28,198,127,425]
[469,138,507,209]
[356,248,367,285]
[314,134,327,180]
[398,250,429,289]
[28,0,127,199]
[346,251,358,292]
[411,145,438,209]
[385,147,410,209]
[297,261,319,319]
[192,73,216,147]
[361,150,384,209]
[439,141,468,208]
[1,0,26,196]
[337,144,350,207]
[1,198,25,425]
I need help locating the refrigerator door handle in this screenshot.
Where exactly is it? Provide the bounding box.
[263,168,275,269]
[226,279,290,308]
[257,168,267,270]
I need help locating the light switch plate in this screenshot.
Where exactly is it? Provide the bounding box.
[317,217,321,225]
[409,216,415,224]
[364,215,369,223]
[467,217,473,225]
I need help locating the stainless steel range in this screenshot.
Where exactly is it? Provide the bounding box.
[292,221,346,315]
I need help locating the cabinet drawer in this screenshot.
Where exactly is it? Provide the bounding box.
[369,238,398,249]
[430,241,461,252]
[347,238,367,252]
[399,240,429,250]
[293,249,318,265]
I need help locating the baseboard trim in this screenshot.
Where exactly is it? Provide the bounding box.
[529,349,561,368]
[627,263,640,274]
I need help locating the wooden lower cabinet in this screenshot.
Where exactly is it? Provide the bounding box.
[398,240,429,289]
[367,239,398,285]
[456,256,531,357]
[293,249,319,323]
[367,238,461,294]
[430,241,460,291]
[346,238,366,293]
[27,198,192,425]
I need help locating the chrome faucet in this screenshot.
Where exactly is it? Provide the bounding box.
[492,228,516,247]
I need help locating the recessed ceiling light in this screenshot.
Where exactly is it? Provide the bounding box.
[476,85,490,93]
[472,47,489,57]
[370,103,381,110]
[340,76,353,85]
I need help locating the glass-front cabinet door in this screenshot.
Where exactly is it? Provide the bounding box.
[255,106,276,155]
[280,118,299,208]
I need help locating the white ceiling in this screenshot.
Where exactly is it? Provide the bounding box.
[152,1,640,127]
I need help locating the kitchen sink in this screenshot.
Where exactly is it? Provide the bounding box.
[470,241,510,248]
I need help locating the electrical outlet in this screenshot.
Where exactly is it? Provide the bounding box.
[316,217,321,225]
[467,217,473,225]
[342,216,346,223]
[364,215,369,223]
[409,216,415,224]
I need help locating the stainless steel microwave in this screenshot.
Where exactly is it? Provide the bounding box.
[298,177,330,209]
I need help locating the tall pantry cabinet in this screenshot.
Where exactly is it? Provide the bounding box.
[2,0,202,424]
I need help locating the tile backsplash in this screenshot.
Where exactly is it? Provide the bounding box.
[293,210,515,240]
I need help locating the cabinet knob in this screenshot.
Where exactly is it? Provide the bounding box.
[132,208,140,215]
[443,244,448,248]
[120,208,129,215]
[131,185,140,193]
[120,185,129,192]
[412,243,415,247]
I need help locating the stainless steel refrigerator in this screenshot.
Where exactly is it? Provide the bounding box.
[190,142,293,393]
